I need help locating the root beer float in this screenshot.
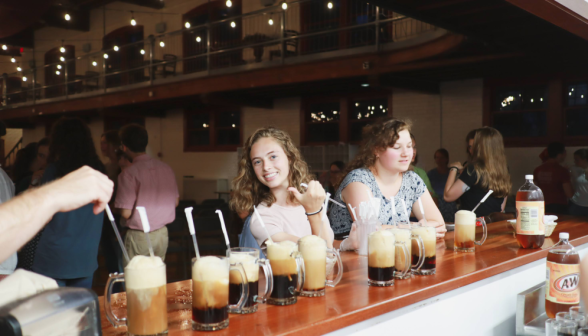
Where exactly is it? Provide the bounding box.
[192,256,248,331]
[391,227,423,279]
[411,225,436,275]
[298,235,343,297]
[228,247,273,314]
[266,241,305,305]
[454,210,488,252]
[367,230,410,286]
[104,256,168,336]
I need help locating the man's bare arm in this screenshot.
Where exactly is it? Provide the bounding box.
[0,166,113,263]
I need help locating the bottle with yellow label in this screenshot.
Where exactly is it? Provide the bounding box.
[545,232,580,318]
[516,174,545,249]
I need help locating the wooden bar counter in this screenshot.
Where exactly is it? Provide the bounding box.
[99,217,588,336]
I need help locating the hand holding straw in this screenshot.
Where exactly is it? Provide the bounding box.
[184,207,201,259]
[400,199,410,224]
[254,205,274,245]
[136,206,155,259]
[300,183,345,208]
[215,210,231,252]
[472,190,494,213]
[105,205,130,263]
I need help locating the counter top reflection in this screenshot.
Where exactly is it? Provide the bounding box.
[99,216,588,335]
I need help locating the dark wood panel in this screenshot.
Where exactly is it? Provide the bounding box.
[99,216,588,336]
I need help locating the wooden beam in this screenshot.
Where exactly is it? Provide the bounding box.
[200,93,274,109]
[117,0,165,9]
[505,0,588,41]
[377,75,440,93]
[0,34,475,120]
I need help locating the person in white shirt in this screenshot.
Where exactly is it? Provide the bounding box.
[0,121,16,274]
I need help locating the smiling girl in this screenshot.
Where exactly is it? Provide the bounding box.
[230,127,334,248]
[329,118,446,249]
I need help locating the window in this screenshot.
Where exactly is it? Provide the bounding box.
[565,82,588,137]
[103,26,144,88]
[44,46,75,98]
[301,93,390,145]
[184,108,241,151]
[489,85,548,138]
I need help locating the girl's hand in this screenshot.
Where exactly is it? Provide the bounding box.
[288,180,325,215]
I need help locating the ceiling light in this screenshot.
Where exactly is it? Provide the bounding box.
[56,70,60,75]
[160,41,165,47]
[226,0,232,7]
[282,2,288,9]
[10,57,15,63]
[130,12,136,26]
[140,49,145,55]
[113,45,119,51]
[103,53,109,59]
[60,56,65,62]
[196,36,201,42]
[327,2,333,9]
[1,45,6,50]
[22,76,27,82]
[185,22,191,29]
[268,19,274,25]
[361,83,369,87]
[230,21,236,28]
[60,46,66,53]
[16,66,22,72]
[57,64,62,69]
[65,13,71,21]
[92,61,97,66]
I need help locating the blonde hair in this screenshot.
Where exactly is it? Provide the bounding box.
[337,118,411,188]
[230,127,312,215]
[468,127,512,198]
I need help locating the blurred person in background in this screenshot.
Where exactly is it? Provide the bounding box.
[28,117,106,288]
[428,148,457,223]
[410,133,438,202]
[570,149,588,216]
[320,160,345,195]
[13,138,49,195]
[0,120,16,276]
[534,142,573,214]
[444,127,511,217]
[116,148,133,171]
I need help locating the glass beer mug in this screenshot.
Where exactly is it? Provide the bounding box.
[266,241,306,305]
[298,235,344,297]
[228,247,273,314]
[454,210,488,252]
[391,226,424,279]
[105,256,168,336]
[367,230,410,287]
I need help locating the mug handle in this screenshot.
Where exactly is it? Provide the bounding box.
[326,248,343,288]
[257,258,273,303]
[411,234,425,271]
[104,273,126,328]
[394,242,410,278]
[292,251,305,295]
[228,262,249,312]
[475,217,487,246]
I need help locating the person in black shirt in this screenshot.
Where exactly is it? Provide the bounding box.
[444,127,511,217]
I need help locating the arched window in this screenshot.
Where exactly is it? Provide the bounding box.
[44,45,74,98]
[182,0,242,73]
[103,25,144,88]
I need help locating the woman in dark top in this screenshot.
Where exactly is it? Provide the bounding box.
[444,127,511,217]
[12,142,38,194]
[29,118,106,289]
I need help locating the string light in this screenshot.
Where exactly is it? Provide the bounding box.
[226,0,232,7]
[140,49,145,55]
[56,70,60,75]
[1,45,6,50]
[327,2,333,9]
[113,45,119,51]
[22,76,27,82]
[57,64,62,69]
[130,11,136,26]
[185,22,191,29]
[268,18,274,25]
[16,66,21,72]
[10,57,15,63]
[92,60,97,66]
[60,46,66,53]
[159,40,165,47]
[230,21,236,28]
[282,2,288,9]
[64,13,71,21]
[196,36,201,42]
[103,53,109,59]
[60,56,65,62]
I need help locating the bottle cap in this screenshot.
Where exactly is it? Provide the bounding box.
[525,174,534,180]
[560,232,569,240]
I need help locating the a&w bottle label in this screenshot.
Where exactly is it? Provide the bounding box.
[546,261,580,304]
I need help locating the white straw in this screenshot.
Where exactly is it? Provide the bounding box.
[472,190,494,213]
[418,198,425,218]
[300,182,308,189]
[329,198,346,208]
[299,183,345,208]
[184,207,201,259]
[348,203,358,222]
[400,199,410,223]
[215,209,231,252]
[105,205,130,263]
[254,205,274,245]
[135,206,155,259]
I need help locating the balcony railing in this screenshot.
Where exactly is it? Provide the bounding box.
[0,0,438,109]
